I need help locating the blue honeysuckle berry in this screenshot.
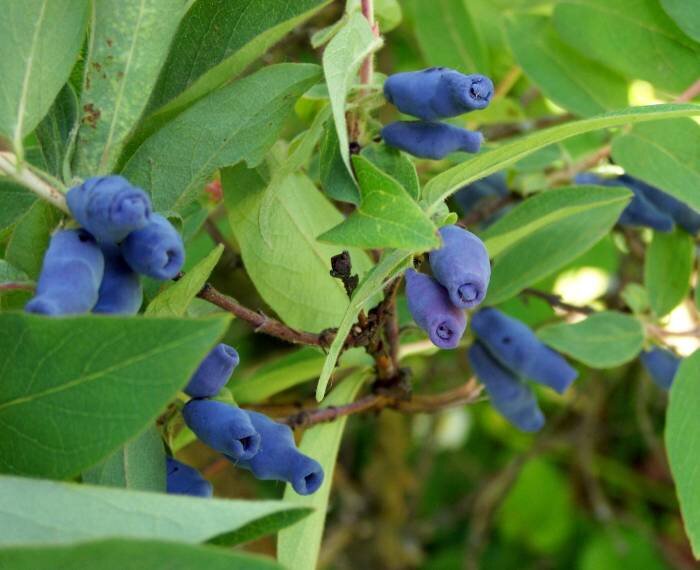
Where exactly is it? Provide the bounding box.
[184,343,240,399]
[166,457,213,498]
[453,172,509,216]
[93,244,143,315]
[25,229,105,316]
[120,213,185,280]
[384,67,494,120]
[469,341,545,432]
[640,347,681,391]
[624,176,700,235]
[66,175,152,244]
[575,173,674,233]
[471,308,577,394]
[429,225,491,309]
[404,268,467,350]
[381,121,483,160]
[183,399,261,461]
[228,410,324,496]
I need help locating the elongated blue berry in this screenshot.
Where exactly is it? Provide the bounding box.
[384,67,494,120]
[93,244,143,315]
[469,342,545,432]
[429,225,491,309]
[640,347,680,391]
[453,172,508,216]
[121,213,184,280]
[25,229,105,315]
[575,173,674,232]
[382,121,483,160]
[471,308,577,393]
[67,176,152,244]
[183,400,261,461]
[405,269,467,349]
[628,176,700,235]
[185,343,240,398]
[230,411,324,496]
[166,457,212,497]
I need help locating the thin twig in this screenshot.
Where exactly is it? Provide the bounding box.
[0,283,34,292]
[521,288,595,315]
[0,151,69,213]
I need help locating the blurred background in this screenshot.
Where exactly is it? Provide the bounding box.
[177,1,700,568]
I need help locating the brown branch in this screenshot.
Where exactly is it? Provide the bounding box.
[677,77,700,103]
[522,288,595,315]
[0,283,34,292]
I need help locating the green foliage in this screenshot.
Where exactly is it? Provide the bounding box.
[661,0,700,42]
[5,201,61,279]
[0,181,36,234]
[35,84,78,180]
[537,311,645,368]
[644,229,695,317]
[0,313,229,478]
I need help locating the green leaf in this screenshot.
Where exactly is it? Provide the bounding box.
[278,370,369,569]
[72,0,189,176]
[0,313,229,479]
[408,0,490,74]
[0,474,310,547]
[553,0,700,93]
[0,180,36,235]
[146,244,223,317]
[644,229,694,317]
[316,248,412,400]
[485,188,630,304]
[611,118,700,211]
[482,185,632,258]
[35,83,78,181]
[5,200,62,279]
[0,540,283,570]
[121,63,321,214]
[144,0,331,126]
[323,12,383,171]
[319,155,439,250]
[82,426,165,492]
[579,527,669,570]
[661,0,700,42]
[224,165,373,332]
[361,143,420,201]
[423,103,700,214]
[0,260,32,289]
[0,0,88,152]
[537,311,645,368]
[319,118,359,204]
[666,350,700,559]
[505,14,628,117]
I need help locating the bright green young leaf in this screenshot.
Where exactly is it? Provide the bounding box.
[323,12,383,171]
[319,155,439,250]
[485,189,630,304]
[409,0,489,74]
[361,143,420,201]
[666,350,700,559]
[0,474,310,547]
[73,0,189,176]
[224,165,373,333]
[144,0,331,124]
[319,119,359,204]
[661,0,700,42]
[481,185,631,258]
[316,248,412,400]
[0,313,229,479]
[553,0,700,93]
[0,540,283,570]
[644,229,694,317]
[0,0,88,153]
[278,370,369,569]
[537,311,645,368]
[121,63,321,214]
[505,14,628,117]
[82,426,165,492]
[146,244,223,317]
[611,118,700,211]
[0,181,36,235]
[423,103,700,213]
[35,83,78,181]
[5,200,61,279]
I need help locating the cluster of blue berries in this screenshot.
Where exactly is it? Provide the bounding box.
[577,173,700,235]
[381,67,494,159]
[405,225,491,349]
[168,344,324,498]
[25,176,185,316]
